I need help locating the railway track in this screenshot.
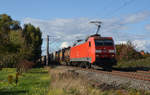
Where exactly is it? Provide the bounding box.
[109,70,150,81]
[66,65,150,82]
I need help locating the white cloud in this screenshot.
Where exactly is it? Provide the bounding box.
[122,11,150,24]
[22,11,150,54]
[23,18,94,40]
[60,42,69,48]
[145,24,150,31]
[133,40,150,52]
[116,41,127,44]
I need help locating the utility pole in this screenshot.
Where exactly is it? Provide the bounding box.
[46,35,49,66]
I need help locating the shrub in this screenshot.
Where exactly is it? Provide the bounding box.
[16,60,35,73]
[8,75,13,84]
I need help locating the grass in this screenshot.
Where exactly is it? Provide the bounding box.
[47,67,102,95]
[1,67,150,95]
[0,68,50,95]
[114,57,150,70]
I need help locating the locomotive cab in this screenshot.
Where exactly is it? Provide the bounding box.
[95,37,115,58]
[89,34,117,67]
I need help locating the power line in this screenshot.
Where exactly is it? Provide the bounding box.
[100,0,114,15]
[102,0,135,18]
[99,0,136,43]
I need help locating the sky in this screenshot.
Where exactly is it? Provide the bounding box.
[0,0,150,54]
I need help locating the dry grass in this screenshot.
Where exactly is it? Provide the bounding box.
[47,66,150,95]
[47,67,102,95]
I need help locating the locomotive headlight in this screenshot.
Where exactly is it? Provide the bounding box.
[96,50,102,53]
[109,50,115,53]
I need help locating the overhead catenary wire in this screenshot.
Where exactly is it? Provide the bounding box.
[101,0,136,18]
[99,0,136,44]
[43,35,68,54]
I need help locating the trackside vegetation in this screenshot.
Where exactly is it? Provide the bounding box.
[114,57,150,70]
[115,41,150,69]
[47,67,150,95]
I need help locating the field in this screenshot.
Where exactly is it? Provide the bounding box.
[0,68,50,95]
[0,67,150,95]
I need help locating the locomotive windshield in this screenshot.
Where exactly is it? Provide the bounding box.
[95,39,113,46]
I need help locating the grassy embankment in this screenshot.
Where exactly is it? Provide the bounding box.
[0,68,50,95]
[47,67,150,95]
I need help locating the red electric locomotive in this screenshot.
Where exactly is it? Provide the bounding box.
[70,34,117,68]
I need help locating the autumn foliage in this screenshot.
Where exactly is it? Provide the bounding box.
[116,41,144,61]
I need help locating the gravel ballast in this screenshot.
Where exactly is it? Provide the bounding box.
[54,66,150,91]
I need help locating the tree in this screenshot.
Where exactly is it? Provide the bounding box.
[0,14,42,67]
[22,24,42,62]
[0,14,21,67]
[0,14,20,51]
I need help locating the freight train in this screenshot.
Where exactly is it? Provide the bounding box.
[50,21,117,68]
[50,34,117,68]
